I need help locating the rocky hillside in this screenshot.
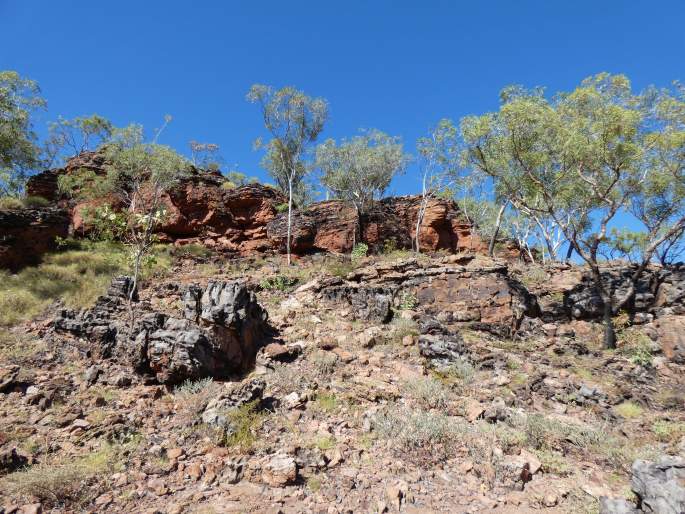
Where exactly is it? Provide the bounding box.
[1,246,684,513]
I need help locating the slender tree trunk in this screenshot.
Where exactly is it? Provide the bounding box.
[287,177,293,266]
[415,196,428,254]
[591,267,616,350]
[564,244,574,263]
[602,300,617,350]
[488,201,508,257]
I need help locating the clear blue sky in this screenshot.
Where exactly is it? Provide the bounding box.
[1,0,683,197]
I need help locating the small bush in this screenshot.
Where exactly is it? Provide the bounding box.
[313,393,339,413]
[275,202,289,213]
[372,405,463,461]
[174,378,217,422]
[313,435,336,451]
[174,243,213,259]
[351,242,369,260]
[23,195,50,208]
[398,291,418,310]
[221,400,265,451]
[651,420,685,443]
[260,275,298,291]
[614,401,643,419]
[384,317,419,346]
[326,261,355,278]
[404,377,450,410]
[0,196,23,209]
[311,350,338,376]
[434,358,476,386]
[174,377,215,396]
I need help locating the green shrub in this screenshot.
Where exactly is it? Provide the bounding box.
[326,261,355,278]
[22,195,50,208]
[351,242,369,260]
[403,377,450,410]
[652,420,685,443]
[221,400,265,451]
[614,401,643,419]
[260,275,298,291]
[398,291,418,310]
[275,202,289,213]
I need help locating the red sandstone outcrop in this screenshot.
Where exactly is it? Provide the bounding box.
[24,151,490,257]
[266,196,488,255]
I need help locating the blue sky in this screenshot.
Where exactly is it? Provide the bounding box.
[1,0,683,198]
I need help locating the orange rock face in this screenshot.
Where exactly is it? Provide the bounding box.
[267,196,486,255]
[24,151,491,258]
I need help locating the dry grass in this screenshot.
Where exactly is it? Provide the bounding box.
[1,444,119,507]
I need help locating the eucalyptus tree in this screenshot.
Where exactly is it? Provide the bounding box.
[462,74,685,349]
[59,117,188,312]
[247,84,328,264]
[189,140,222,170]
[44,114,114,167]
[0,71,46,196]
[316,129,408,246]
[414,119,461,253]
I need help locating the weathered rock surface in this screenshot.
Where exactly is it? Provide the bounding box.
[417,317,468,370]
[266,195,487,255]
[601,456,685,514]
[202,378,265,429]
[0,208,69,270]
[55,277,269,384]
[631,456,685,514]
[311,257,539,335]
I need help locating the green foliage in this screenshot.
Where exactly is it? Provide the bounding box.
[398,291,418,310]
[173,377,214,396]
[221,400,264,451]
[0,241,172,327]
[351,242,369,260]
[0,71,46,196]
[326,260,356,278]
[247,84,328,263]
[44,114,113,166]
[260,275,298,291]
[275,202,289,213]
[651,420,685,443]
[313,393,338,413]
[316,129,408,216]
[614,401,643,419]
[221,170,259,189]
[22,195,50,208]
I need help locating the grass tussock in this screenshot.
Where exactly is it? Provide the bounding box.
[1,444,120,507]
[220,400,265,452]
[0,329,46,364]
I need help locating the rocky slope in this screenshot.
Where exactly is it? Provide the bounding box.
[1,249,684,513]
